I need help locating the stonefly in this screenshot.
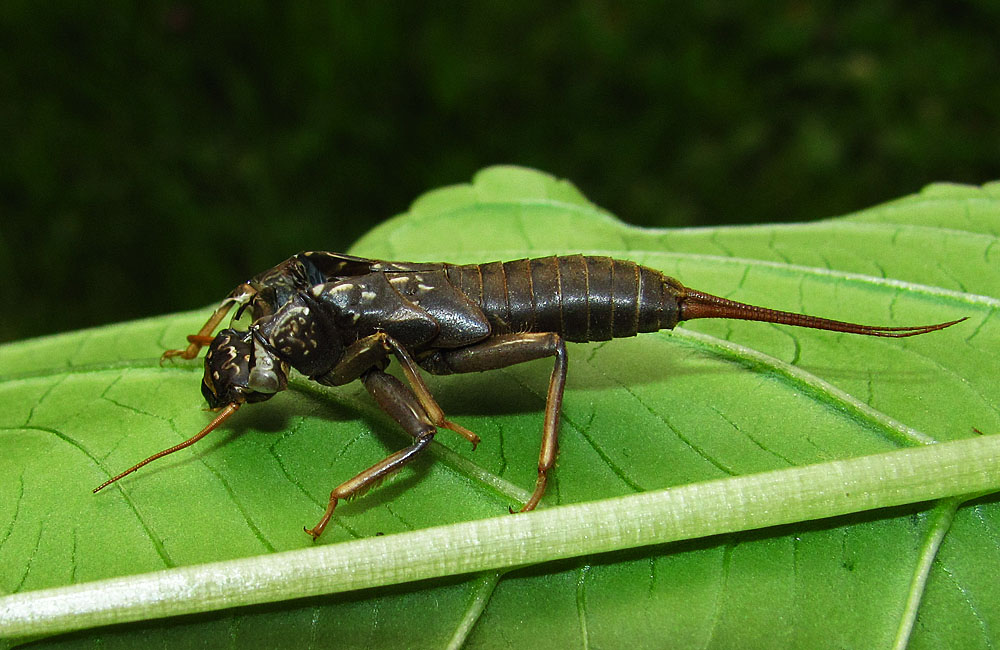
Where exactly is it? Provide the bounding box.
[94,252,964,539]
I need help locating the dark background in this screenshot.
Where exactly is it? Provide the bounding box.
[2,3,998,343]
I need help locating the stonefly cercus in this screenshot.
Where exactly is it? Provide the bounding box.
[93,252,965,539]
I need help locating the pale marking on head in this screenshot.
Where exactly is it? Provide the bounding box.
[417,283,433,291]
[389,276,409,286]
[361,290,377,301]
[218,343,240,371]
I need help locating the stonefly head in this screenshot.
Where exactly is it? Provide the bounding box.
[93,327,288,494]
[201,328,288,409]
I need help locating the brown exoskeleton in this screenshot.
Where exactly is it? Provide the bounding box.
[93,252,965,539]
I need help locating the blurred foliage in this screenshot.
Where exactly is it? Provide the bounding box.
[1,2,998,342]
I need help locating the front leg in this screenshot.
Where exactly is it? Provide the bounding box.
[161,284,255,362]
[420,333,567,512]
[160,301,236,362]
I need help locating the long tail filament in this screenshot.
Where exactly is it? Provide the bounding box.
[678,289,966,337]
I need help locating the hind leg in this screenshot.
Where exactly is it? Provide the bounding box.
[420,333,568,512]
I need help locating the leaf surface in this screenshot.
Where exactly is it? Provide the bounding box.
[1,167,998,648]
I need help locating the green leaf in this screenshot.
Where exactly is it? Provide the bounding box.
[1,166,998,648]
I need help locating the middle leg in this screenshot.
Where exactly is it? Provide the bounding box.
[304,368,437,539]
[317,332,481,448]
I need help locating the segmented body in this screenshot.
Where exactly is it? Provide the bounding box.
[445,256,683,342]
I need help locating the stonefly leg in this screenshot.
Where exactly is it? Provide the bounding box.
[317,332,481,447]
[161,300,237,362]
[304,369,437,539]
[422,332,568,512]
